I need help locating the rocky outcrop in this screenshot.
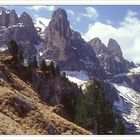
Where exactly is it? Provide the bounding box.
[0,9,39,58]
[0,55,81,119]
[108,39,123,58]
[111,70,140,92]
[89,37,108,55]
[42,8,104,79]
[88,38,135,77]
[11,96,36,117]
[30,69,81,119]
[19,12,39,44]
[0,9,19,27]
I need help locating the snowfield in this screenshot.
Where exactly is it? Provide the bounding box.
[111,66,140,79]
[35,42,44,63]
[129,67,140,74]
[111,77,140,133]
[62,70,89,89]
[0,47,8,52]
[64,66,140,133]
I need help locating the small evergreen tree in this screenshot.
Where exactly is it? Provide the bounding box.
[18,50,24,63]
[27,57,32,67]
[75,81,114,134]
[26,57,33,82]
[113,119,125,134]
[8,40,19,61]
[32,56,38,68]
[25,65,32,82]
[55,64,60,75]
[27,56,37,69]
[39,59,48,72]
[62,72,66,77]
[49,61,55,75]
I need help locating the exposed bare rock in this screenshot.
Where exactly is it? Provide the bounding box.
[88,38,135,77]
[0,9,39,58]
[42,8,104,79]
[108,39,123,58]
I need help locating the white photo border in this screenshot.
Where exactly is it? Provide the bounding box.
[0,0,140,140]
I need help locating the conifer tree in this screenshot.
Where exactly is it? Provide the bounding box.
[75,80,114,134]
[55,64,60,75]
[32,56,38,68]
[62,72,66,77]
[18,50,24,63]
[8,40,19,62]
[39,59,48,72]
[113,119,125,134]
[27,56,38,69]
[49,61,55,75]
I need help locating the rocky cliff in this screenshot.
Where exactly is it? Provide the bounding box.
[41,8,104,79]
[0,9,39,58]
[88,38,135,77]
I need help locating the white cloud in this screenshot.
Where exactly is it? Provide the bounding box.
[27,6,55,12]
[76,16,81,22]
[34,17,50,31]
[83,10,140,63]
[67,9,74,16]
[127,9,137,17]
[83,7,99,19]
[106,19,112,25]
[76,7,98,22]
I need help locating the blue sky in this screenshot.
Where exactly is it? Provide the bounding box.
[2,5,140,63]
[4,5,140,33]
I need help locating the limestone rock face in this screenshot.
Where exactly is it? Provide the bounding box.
[0,9,19,27]
[88,38,135,77]
[43,8,72,62]
[0,9,39,58]
[89,37,108,55]
[42,8,104,79]
[19,12,39,44]
[108,38,123,58]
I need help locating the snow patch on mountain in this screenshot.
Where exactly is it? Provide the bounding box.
[111,66,140,79]
[129,66,140,74]
[35,42,44,63]
[0,46,8,52]
[34,17,50,32]
[62,70,89,89]
[111,81,140,133]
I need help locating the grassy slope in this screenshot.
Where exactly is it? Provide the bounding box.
[0,55,92,135]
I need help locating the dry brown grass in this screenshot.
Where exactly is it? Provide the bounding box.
[0,58,92,135]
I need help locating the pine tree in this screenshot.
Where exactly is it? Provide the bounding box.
[49,61,55,75]
[27,57,32,68]
[27,56,38,68]
[32,56,38,68]
[75,80,114,134]
[55,64,60,75]
[18,50,24,63]
[8,40,19,62]
[39,59,48,72]
[113,119,125,134]
[62,72,66,77]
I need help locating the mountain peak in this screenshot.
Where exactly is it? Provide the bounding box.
[108,38,122,58]
[88,37,108,55]
[20,12,32,21]
[52,8,67,20]
[0,7,7,11]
